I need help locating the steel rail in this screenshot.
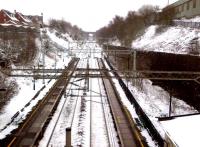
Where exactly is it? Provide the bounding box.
[46,76,76,146]
[96,59,117,147]
[7,58,79,147]
[98,58,145,147]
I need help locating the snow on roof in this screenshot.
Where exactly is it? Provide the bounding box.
[0,23,15,27]
[2,9,19,22]
[165,0,189,8]
[21,21,29,26]
[161,114,200,147]
[16,12,32,23]
[5,20,18,25]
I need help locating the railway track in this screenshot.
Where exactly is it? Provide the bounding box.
[95,59,119,147]
[45,59,87,146]
[104,56,165,146]
[3,57,149,147]
[88,58,111,147]
[98,58,146,147]
[6,58,79,147]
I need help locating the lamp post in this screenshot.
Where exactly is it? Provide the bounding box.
[169,91,172,117]
[132,50,137,86]
[41,12,45,85]
[55,50,57,70]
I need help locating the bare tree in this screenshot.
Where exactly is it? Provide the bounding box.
[138,5,159,26]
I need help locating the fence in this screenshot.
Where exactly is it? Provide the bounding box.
[173,20,200,29]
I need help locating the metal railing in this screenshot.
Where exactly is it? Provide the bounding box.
[173,20,200,29]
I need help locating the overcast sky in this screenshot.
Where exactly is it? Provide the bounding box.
[1,0,177,31]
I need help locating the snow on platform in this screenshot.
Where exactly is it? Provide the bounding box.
[160,114,200,147]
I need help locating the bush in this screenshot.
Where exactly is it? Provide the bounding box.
[96,4,159,47]
[0,26,38,65]
[48,19,83,40]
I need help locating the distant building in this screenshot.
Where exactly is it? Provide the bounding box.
[0,9,43,28]
[163,0,200,19]
[15,10,32,26]
[0,9,19,25]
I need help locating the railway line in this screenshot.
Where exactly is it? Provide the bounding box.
[88,58,118,147]
[45,60,86,146]
[98,58,146,147]
[1,36,199,147]
[95,59,119,147]
[6,58,79,147]
[2,57,149,147]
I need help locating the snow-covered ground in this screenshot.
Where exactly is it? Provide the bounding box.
[0,29,117,147]
[0,28,73,139]
[104,57,198,146]
[132,25,200,54]
[39,42,118,147]
[0,77,56,139]
[1,21,200,147]
[47,29,73,48]
[39,21,200,147]
[104,60,158,146]
[128,22,200,146]
[128,79,197,136]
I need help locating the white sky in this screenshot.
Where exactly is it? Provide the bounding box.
[0,0,177,31]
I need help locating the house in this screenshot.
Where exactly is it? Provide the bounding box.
[163,0,200,19]
[0,9,43,28]
[0,9,19,24]
[15,10,32,26]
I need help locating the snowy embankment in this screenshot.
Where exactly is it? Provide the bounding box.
[118,24,200,145]
[128,80,197,134]
[132,21,200,146]
[105,59,197,146]
[132,25,200,54]
[0,28,73,139]
[47,29,73,48]
[179,16,200,22]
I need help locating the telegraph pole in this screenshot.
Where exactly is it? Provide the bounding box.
[169,93,172,117]
[41,12,45,85]
[133,50,137,86]
[33,66,35,90]
[55,50,57,70]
